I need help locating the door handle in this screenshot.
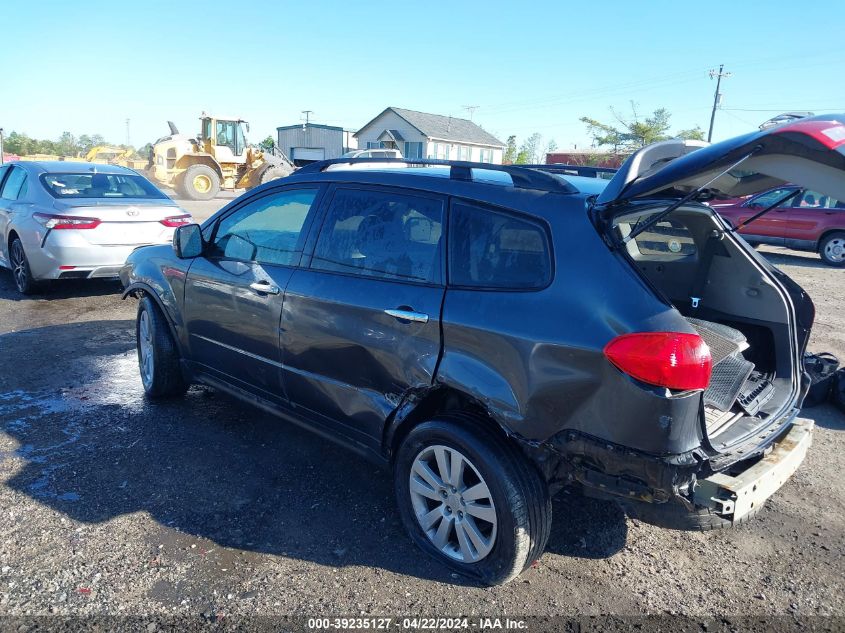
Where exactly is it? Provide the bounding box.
[384,308,429,324]
[249,281,280,295]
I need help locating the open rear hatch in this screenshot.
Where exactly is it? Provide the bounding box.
[593,114,845,455]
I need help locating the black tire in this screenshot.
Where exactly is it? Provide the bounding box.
[9,237,39,295]
[393,417,551,585]
[818,231,845,267]
[136,296,187,398]
[259,165,292,185]
[179,164,220,201]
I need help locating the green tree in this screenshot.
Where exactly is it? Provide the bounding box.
[581,103,697,152]
[259,135,276,152]
[676,126,705,141]
[56,131,78,157]
[503,135,518,164]
[518,132,542,164]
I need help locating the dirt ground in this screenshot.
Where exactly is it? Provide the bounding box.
[0,196,843,627]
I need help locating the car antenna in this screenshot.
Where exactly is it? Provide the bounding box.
[619,147,761,247]
[731,188,804,233]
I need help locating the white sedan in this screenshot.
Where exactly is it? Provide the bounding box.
[0,161,191,294]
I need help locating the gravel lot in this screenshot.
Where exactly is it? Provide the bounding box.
[1,194,843,625]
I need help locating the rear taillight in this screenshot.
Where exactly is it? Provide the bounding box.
[160,214,192,227]
[33,213,101,230]
[603,332,712,391]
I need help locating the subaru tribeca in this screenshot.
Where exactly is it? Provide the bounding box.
[120,115,845,585]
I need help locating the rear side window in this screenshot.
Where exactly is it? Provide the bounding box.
[311,188,444,284]
[449,202,551,289]
[1,167,28,201]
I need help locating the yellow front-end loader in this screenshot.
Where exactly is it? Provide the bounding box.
[147,113,294,200]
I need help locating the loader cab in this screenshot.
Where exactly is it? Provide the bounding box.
[200,115,248,164]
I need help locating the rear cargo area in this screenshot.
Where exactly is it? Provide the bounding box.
[612,204,802,453]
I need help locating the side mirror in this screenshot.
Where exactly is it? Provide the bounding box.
[173,223,203,259]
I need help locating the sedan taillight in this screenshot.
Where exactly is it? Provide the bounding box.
[603,332,712,391]
[33,212,101,230]
[160,214,192,227]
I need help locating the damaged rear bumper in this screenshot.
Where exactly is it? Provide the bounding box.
[692,417,813,523]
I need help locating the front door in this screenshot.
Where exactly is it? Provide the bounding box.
[183,186,322,402]
[736,187,798,245]
[281,185,446,445]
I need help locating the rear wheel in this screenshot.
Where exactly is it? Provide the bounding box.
[137,296,187,398]
[819,231,845,266]
[178,164,220,201]
[9,237,39,295]
[259,164,292,185]
[394,418,551,585]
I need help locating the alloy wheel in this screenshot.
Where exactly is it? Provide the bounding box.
[409,444,497,563]
[10,241,28,292]
[138,309,154,389]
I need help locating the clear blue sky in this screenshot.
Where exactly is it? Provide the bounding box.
[2,0,843,151]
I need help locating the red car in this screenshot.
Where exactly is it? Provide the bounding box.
[712,187,845,266]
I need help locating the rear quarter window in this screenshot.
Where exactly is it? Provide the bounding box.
[448,202,551,290]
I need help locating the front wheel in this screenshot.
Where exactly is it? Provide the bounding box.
[819,232,845,267]
[9,237,39,295]
[136,296,188,398]
[393,418,551,585]
[178,164,220,201]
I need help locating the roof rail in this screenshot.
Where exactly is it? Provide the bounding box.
[517,164,618,178]
[294,158,579,194]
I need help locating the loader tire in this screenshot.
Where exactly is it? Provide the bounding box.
[179,164,220,201]
[259,165,293,185]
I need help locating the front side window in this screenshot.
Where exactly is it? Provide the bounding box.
[210,188,319,266]
[39,173,167,199]
[1,167,28,201]
[216,120,237,149]
[311,188,444,284]
[449,202,551,289]
[747,187,796,208]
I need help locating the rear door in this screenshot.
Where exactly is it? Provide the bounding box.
[183,185,323,402]
[784,190,843,247]
[280,185,446,445]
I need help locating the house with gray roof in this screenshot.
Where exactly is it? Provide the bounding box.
[354,107,505,164]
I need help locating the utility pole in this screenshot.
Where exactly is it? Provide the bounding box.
[125,118,131,147]
[707,65,731,142]
[462,105,479,121]
[0,128,4,165]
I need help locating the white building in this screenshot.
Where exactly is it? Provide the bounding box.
[354,107,505,164]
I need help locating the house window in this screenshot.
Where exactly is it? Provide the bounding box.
[367,141,385,149]
[429,143,449,160]
[403,141,423,159]
[479,148,493,163]
[457,146,471,161]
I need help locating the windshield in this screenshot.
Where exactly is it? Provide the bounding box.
[40,172,168,199]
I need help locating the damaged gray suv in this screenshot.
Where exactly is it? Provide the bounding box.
[121,115,845,584]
